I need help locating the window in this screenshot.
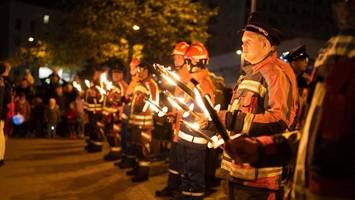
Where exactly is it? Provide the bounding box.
[43,15,49,24]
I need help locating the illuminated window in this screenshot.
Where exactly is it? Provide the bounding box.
[43,15,49,24]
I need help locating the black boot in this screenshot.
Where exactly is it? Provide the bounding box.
[117,156,136,169]
[131,166,149,182]
[0,159,4,167]
[126,167,138,176]
[104,151,121,161]
[85,142,103,153]
[155,186,179,197]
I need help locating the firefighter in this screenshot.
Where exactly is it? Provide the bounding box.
[225,1,355,199]
[283,45,314,129]
[156,41,190,198]
[102,60,128,161]
[200,12,298,200]
[125,62,159,182]
[116,58,141,168]
[172,42,216,200]
[84,67,105,153]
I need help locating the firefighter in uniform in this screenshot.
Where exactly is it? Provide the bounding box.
[102,61,128,161]
[156,41,191,197]
[201,13,298,200]
[125,62,159,182]
[84,67,105,152]
[174,42,216,200]
[283,45,314,129]
[116,58,141,168]
[225,1,355,199]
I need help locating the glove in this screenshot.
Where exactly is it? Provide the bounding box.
[224,137,260,164]
[207,135,223,149]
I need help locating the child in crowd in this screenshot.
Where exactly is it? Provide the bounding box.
[44,98,60,138]
[66,102,78,139]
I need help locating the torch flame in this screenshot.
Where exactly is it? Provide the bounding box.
[73,81,82,92]
[96,86,106,95]
[100,73,108,84]
[167,96,182,110]
[162,74,177,86]
[184,121,200,131]
[193,88,211,120]
[85,80,91,88]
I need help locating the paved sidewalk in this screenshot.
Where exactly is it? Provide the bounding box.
[0,138,226,200]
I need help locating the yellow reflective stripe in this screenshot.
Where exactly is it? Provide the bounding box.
[178,131,208,144]
[103,107,118,113]
[221,158,282,180]
[181,191,204,197]
[130,114,153,120]
[138,161,151,167]
[128,120,153,126]
[85,107,102,112]
[113,125,120,131]
[238,80,267,97]
[141,131,151,140]
[228,99,240,111]
[168,168,179,175]
[110,147,121,152]
[91,140,104,146]
[241,113,254,134]
[134,85,149,94]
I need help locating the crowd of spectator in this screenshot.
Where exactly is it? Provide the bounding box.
[5,69,86,139]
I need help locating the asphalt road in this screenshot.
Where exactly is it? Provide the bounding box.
[0,138,226,200]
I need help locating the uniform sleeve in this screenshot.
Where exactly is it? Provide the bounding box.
[251,134,297,167]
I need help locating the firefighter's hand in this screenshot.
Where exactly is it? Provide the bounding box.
[197,114,209,129]
[224,137,260,164]
[165,112,177,123]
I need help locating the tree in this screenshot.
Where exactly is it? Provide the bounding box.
[47,0,217,67]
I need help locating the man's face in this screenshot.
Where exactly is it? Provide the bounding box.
[93,71,102,81]
[241,31,267,64]
[292,58,309,72]
[112,71,123,82]
[137,67,149,80]
[173,54,185,68]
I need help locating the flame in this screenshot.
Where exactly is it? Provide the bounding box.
[193,88,211,120]
[106,81,113,90]
[184,121,200,131]
[84,80,91,88]
[168,71,181,81]
[96,86,106,95]
[162,74,177,86]
[73,81,82,92]
[167,96,182,110]
[100,73,108,84]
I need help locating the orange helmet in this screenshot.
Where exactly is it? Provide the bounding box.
[172,41,190,56]
[184,42,209,64]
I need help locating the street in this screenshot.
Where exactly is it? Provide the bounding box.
[0,138,226,200]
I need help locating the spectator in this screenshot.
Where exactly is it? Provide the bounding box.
[66,102,78,139]
[44,98,60,138]
[74,93,86,139]
[30,97,45,137]
[13,92,31,137]
[0,61,12,167]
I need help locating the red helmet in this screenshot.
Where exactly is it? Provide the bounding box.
[172,41,190,56]
[184,42,209,63]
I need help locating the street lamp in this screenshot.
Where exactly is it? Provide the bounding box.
[236,50,242,55]
[132,24,140,31]
[28,37,34,42]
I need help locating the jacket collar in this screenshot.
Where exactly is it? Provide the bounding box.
[252,52,277,73]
